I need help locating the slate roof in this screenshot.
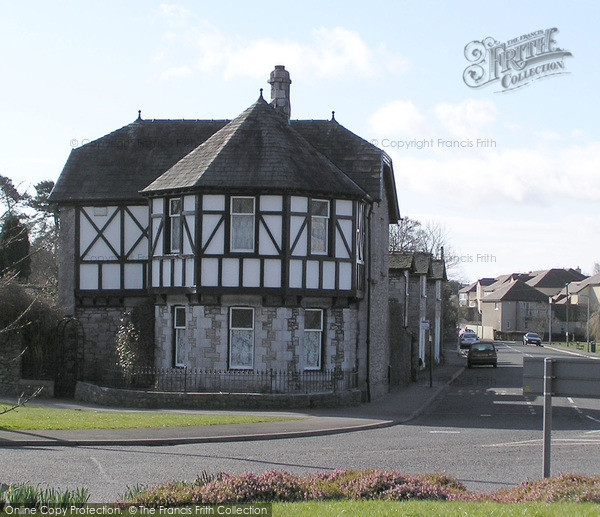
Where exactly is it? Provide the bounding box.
[413,253,433,275]
[526,268,586,290]
[482,280,548,302]
[49,119,228,203]
[388,252,414,270]
[143,98,368,199]
[431,259,447,280]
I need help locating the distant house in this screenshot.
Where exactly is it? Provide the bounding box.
[389,252,446,372]
[464,268,588,340]
[47,66,401,403]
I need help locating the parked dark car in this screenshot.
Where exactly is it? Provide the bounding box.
[523,332,542,346]
[459,330,479,349]
[467,341,498,368]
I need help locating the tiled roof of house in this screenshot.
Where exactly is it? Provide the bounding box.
[526,268,587,289]
[459,281,477,294]
[482,279,548,302]
[143,97,368,199]
[49,119,228,203]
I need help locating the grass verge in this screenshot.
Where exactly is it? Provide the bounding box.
[274,500,600,516]
[546,341,598,354]
[0,404,299,430]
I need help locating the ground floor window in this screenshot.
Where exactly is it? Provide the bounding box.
[229,307,254,369]
[173,306,186,367]
[304,309,323,370]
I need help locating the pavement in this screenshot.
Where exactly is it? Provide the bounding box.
[0,343,465,448]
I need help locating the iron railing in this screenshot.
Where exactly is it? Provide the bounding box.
[96,367,358,394]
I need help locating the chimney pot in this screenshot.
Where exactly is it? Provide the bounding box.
[268,65,291,121]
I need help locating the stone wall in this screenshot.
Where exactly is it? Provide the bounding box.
[77,298,154,381]
[155,296,358,372]
[75,381,361,409]
[0,335,22,395]
[364,185,392,400]
[57,206,76,314]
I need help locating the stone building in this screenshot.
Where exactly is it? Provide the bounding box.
[48,66,400,401]
[388,252,446,381]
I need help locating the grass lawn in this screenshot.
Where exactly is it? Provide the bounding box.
[274,500,600,516]
[546,341,598,354]
[0,404,299,430]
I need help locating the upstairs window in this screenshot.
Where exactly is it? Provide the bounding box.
[229,307,254,369]
[310,199,329,254]
[304,309,324,370]
[173,306,186,367]
[168,198,182,254]
[231,197,255,252]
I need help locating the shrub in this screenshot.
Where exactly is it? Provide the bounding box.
[0,483,89,509]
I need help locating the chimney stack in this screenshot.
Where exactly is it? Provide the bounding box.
[268,65,291,121]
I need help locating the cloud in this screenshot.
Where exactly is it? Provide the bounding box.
[433,99,498,139]
[369,100,430,136]
[154,7,408,81]
[390,141,600,204]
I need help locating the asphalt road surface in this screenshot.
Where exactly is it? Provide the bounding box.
[2,342,599,502]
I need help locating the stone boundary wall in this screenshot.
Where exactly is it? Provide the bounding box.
[75,381,361,410]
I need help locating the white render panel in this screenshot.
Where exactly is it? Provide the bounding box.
[335,219,352,259]
[202,214,223,253]
[102,212,121,255]
[85,239,116,261]
[291,196,308,212]
[128,205,148,224]
[102,263,120,290]
[203,194,225,211]
[323,261,336,289]
[290,216,307,256]
[306,261,319,289]
[260,195,282,211]
[162,260,171,287]
[174,258,183,286]
[222,258,239,287]
[259,220,278,256]
[262,215,282,248]
[128,239,148,261]
[152,198,163,214]
[185,259,195,287]
[79,264,98,289]
[183,215,195,255]
[152,259,161,286]
[336,200,353,216]
[124,263,144,289]
[152,218,163,256]
[339,262,352,290]
[289,260,303,288]
[242,259,261,287]
[263,259,281,288]
[79,212,95,254]
[201,258,219,286]
[183,195,195,211]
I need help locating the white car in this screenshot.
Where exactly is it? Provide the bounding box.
[460,330,479,349]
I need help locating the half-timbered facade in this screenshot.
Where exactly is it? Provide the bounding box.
[50,66,400,401]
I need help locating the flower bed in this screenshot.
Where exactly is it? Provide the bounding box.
[117,469,600,506]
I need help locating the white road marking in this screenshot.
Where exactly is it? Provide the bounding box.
[90,457,113,483]
[484,438,600,448]
[429,430,461,434]
[480,414,492,417]
[586,414,600,424]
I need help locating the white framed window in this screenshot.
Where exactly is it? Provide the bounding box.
[304,309,323,370]
[229,307,254,369]
[168,198,182,254]
[173,306,186,367]
[231,197,255,252]
[310,199,329,254]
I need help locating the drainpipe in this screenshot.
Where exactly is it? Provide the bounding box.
[365,204,373,402]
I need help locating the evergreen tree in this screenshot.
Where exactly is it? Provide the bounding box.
[0,214,31,280]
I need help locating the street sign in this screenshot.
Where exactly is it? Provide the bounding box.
[522,356,600,478]
[523,356,600,398]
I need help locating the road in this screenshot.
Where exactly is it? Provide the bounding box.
[1,342,599,502]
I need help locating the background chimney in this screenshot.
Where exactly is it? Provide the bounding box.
[268,65,291,120]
